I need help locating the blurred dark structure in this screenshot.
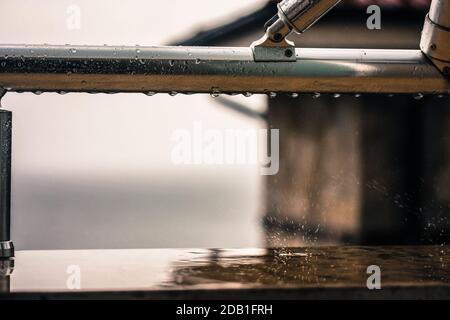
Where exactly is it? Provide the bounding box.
[175,0,449,246]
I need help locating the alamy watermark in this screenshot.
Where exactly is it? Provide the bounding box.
[366,265,381,290]
[66,4,82,31]
[66,264,81,290]
[170,121,279,176]
[366,5,381,30]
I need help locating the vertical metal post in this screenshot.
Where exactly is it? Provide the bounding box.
[0,258,13,294]
[0,110,13,258]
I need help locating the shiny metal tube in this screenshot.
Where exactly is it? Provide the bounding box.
[267,0,341,42]
[0,45,449,94]
[429,0,450,29]
[420,0,450,75]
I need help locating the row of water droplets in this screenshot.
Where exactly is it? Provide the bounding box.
[0,87,445,100]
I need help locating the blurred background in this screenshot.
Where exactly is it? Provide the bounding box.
[0,0,449,250]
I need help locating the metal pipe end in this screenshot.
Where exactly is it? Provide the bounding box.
[0,241,14,259]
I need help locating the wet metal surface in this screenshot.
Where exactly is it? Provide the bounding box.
[0,45,449,94]
[1,246,450,298]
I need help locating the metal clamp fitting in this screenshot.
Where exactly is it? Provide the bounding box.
[0,241,14,259]
[420,1,450,76]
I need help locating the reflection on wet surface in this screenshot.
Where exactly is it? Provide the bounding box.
[1,246,450,295]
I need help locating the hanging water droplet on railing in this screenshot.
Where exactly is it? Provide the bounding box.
[210,89,220,98]
[144,91,156,96]
[291,93,299,98]
[269,92,277,99]
[413,93,424,100]
[312,93,321,99]
[333,93,341,99]
[244,92,253,97]
[169,91,178,96]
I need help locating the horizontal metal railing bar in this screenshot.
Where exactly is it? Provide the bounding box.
[0,45,448,94]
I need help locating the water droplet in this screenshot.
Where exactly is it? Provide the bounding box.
[70,48,77,54]
[135,48,141,54]
[195,59,201,64]
[211,91,220,98]
[387,94,394,98]
[414,93,424,100]
[169,91,178,96]
[291,93,299,98]
[33,91,43,95]
[269,92,277,98]
[354,94,361,98]
[312,93,321,99]
[244,92,253,97]
[169,60,175,67]
[59,91,67,95]
[437,94,444,99]
[333,93,341,99]
[144,91,156,96]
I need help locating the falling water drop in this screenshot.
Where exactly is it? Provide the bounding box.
[312,93,321,99]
